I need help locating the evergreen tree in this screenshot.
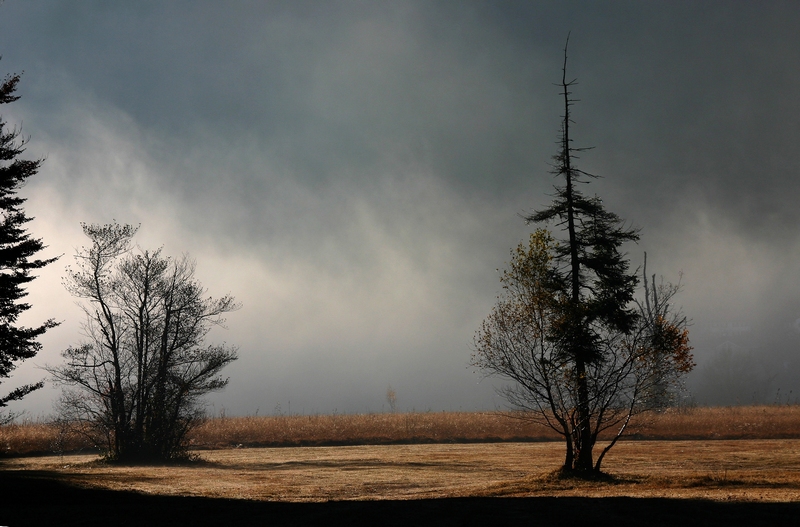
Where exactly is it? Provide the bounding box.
[525,38,639,472]
[474,38,693,476]
[0,67,58,417]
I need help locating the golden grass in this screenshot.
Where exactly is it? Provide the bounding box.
[190,406,800,450]
[5,440,800,502]
[0,420,93,457]
[187,411,556,449]
[626,405,800,440]
[3,405,800,457]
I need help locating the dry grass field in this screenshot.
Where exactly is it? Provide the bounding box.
[2,408,800,525]
[4,440,800,503]
[3,405,800,456]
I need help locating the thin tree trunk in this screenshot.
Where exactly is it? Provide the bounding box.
[560,38,594,473]
[563,431,574,471]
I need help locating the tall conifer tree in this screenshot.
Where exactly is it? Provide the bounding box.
[525,38,639,472]
[0,67,58,416]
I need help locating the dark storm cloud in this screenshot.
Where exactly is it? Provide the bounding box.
[1,1,799,413]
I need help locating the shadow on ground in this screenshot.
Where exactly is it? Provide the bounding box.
[2,469,798,527]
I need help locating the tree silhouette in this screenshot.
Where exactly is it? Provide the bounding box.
[0,65,59,421]
[48,223,238,462]
[473,39,693,474]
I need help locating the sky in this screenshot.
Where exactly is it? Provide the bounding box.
[1,0,799,417]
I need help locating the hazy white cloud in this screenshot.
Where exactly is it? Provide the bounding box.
[3,1,800,414]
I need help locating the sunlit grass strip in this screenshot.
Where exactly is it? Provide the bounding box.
[629,405,800,440]
[187,411,558,449]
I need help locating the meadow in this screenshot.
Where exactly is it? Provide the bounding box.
[2,405,800,457]
[5,439,800,502]
[2,406,800,525]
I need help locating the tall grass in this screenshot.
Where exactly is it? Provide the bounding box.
[0,419,93,457]
[188,411,554,449]
[2,406,799,457]
[627,405,800,440]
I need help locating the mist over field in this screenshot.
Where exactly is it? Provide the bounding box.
[1,1,799,417]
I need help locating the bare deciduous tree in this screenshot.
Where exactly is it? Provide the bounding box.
[47,223,239,462]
